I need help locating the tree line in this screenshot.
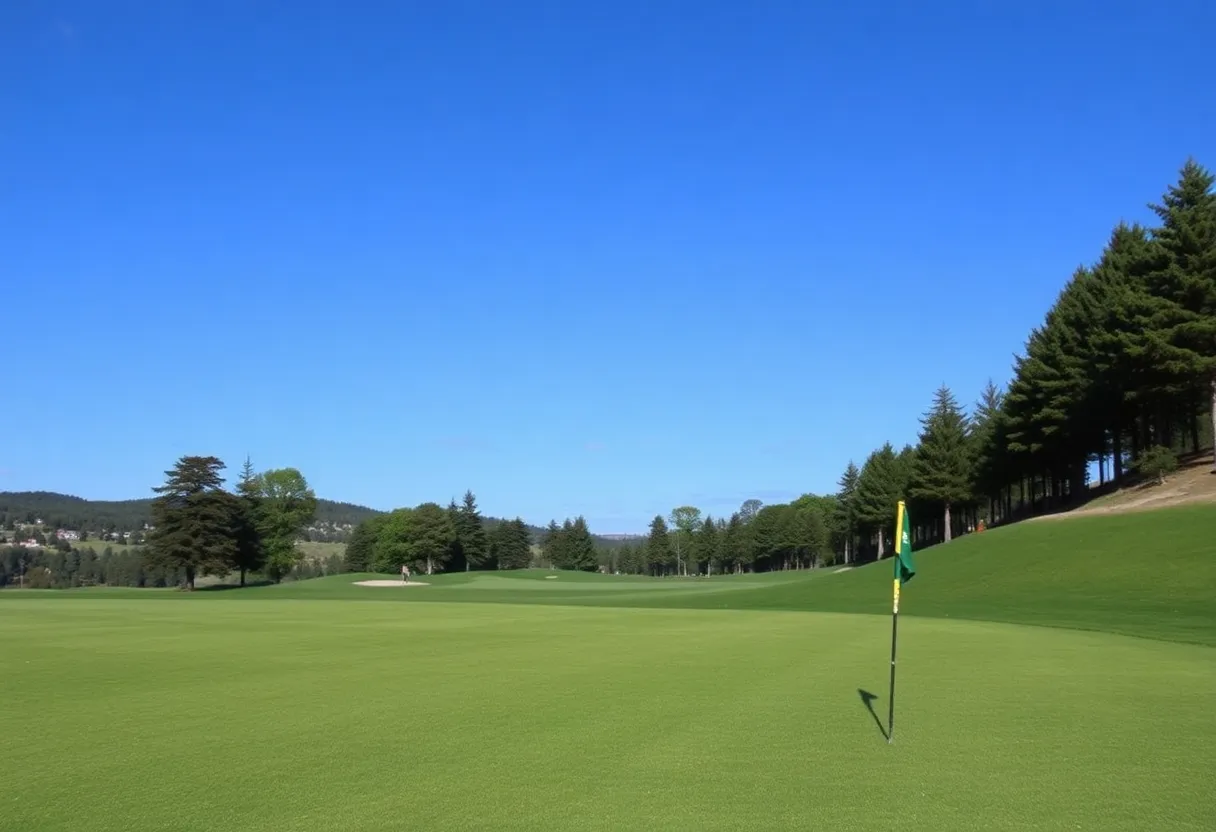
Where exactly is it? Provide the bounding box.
[343,491,535,574]
[971,160,1215,526]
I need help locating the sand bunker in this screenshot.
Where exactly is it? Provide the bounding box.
[353,580,431,587]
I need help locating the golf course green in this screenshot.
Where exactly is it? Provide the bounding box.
[3,504,1214,831]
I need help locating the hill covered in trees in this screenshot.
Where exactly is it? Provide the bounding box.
[0,490,380,542]
[0,490,636,549]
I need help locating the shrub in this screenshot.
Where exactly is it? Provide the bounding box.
[1133,445,1179,486]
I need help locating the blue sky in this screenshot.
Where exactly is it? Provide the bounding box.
[2,1,1212,532]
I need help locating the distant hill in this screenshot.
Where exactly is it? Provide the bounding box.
[0,491,637,546]
[0,491,379,542]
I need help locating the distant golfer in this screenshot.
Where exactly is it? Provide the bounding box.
[401,564,411,584]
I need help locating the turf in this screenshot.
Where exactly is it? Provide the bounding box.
[2,505,1214,830]
[2,599,1213,831]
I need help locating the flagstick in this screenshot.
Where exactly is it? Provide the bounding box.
[887,575,899,744]
[887,500,913,746]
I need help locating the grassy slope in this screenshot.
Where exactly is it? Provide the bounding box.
[719,502,1216,645]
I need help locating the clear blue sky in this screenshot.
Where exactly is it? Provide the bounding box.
[2,1,1212,532]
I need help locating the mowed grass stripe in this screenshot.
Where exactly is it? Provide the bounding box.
[2,599,1213,831]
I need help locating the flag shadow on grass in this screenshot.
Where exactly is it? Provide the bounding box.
[857,689,888,740]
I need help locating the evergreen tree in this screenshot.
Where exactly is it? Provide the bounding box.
[721,513,744,572]
[566,516,598,571]
[343,515,385,572]
[910,386,973,542]
[834,461,860,563]
[970,380,1006,520]
[1086,223,1162,480]
[144,455,238,590]
[694,514,720,574]
[795,504,829,567]
[645,515,672,575]
[1145,159,1216,468]
[457,490,490,570]
[854,443,901,559]
[232,455,266,586]
[489,518,533,570]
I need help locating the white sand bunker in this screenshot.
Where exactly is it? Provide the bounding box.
[353,580,431,587]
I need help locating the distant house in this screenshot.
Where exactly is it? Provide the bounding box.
[19,539,40,548]
[56,529,80,541]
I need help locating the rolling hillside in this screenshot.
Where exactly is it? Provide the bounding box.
[0,491,379,537]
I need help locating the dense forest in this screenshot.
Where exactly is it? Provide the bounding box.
[2,160,1212,589]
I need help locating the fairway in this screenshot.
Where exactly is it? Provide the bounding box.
[3,597,1214,831]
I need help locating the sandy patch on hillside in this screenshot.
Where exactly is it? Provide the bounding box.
[1033,458,1216,521]
[353,580,431,587]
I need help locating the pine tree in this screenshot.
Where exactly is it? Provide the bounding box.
[645,515,672,576]
[144,455,239,590]
[458,491,490,569]
[970,380,1006,520]
[834,461,860,563]
[1086,223,1162,480]
[854,443,901,558]
[232,456,266,586]
[567,516,598,572]
[722,513,747,572]
[445,491,489,572]
[542,520,564,569]
[801,504,829,567]
[695,514,720,574]
[343,515,383,573]
[1145,159,1216,468]
[489,518,533,570]
[911,386,973,542]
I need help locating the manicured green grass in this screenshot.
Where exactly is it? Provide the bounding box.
[2,505,1214,830]
[2,598,1212,831]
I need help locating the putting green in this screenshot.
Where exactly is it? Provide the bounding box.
[2,598,1212,831]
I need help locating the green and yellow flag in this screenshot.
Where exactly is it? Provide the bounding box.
[892,501,916,612]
